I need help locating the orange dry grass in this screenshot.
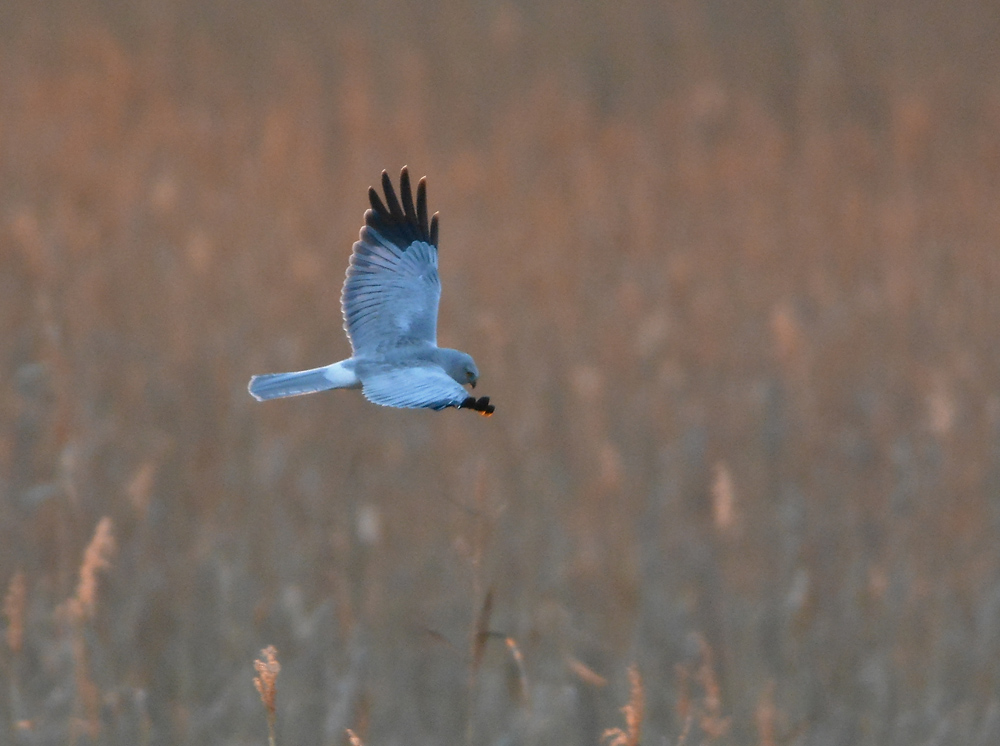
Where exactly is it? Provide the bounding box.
[254,645,281,714]
[603,666,644,746]
[64,517,116,622]
[59,517,117,743]
[254,646,281,746]
[675,638,730,744]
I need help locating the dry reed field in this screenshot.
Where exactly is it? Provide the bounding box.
[2,1,1000,744]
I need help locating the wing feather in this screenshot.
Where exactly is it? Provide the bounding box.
[417,177,429,238]
[361,366,469,410]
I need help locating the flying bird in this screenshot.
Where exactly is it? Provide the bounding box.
[248,167,494,416]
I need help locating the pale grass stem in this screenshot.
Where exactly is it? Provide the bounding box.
[4,570,26,654]
[675,636,730,744]
[675,664,693,746]
[755,681,777,746]
[470,588,494,674]
[466,587,493,746]
[711,461,736,532]
[504,636,530,706]
[4,571,28,730]
[694,636,730,739]
[464,461,497,746]
[253,645,281,746]
[566,655,609,687]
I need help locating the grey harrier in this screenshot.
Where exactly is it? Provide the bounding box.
[248,168,494,416]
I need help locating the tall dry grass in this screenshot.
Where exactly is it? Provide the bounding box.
[1,1,1000,744]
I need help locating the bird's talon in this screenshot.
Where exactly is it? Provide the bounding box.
[460,396,495,415]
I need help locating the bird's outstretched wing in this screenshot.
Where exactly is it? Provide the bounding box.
[361,366,495,414]
[341,168,441,355]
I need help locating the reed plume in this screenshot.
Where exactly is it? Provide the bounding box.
[254,645,281,746]
[602,665,644,746]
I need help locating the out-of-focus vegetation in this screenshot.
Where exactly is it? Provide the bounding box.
[2,1,1000,744]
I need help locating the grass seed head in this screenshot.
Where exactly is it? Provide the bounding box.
[65,517,116,622]
[254,645,281,718]
[602,665,644,746]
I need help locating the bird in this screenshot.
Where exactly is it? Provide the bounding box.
[248,167,494,416]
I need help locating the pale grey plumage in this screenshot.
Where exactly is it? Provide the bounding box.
[248,168,494,415]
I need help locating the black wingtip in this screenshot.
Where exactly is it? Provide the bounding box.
[398,166,409,205]
[364,168,436,246]
[416,177,429,238]
[459,396,495,416]
[381,170,402,218]
[368,186,388,217]
[399,167,418,224]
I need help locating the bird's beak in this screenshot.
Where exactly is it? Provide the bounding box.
[471,380,477,388]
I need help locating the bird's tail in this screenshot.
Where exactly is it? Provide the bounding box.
[248,362,358,401]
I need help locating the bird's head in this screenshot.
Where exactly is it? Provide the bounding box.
[442,349,480,388]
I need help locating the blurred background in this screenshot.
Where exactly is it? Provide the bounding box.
[2,1,1000,744]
